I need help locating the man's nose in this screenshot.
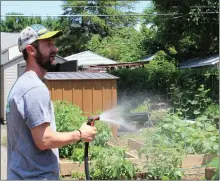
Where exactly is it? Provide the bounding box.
[53,45,58,53]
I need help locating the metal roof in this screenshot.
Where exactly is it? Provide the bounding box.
[64,51,117,66]
[1,32,20,52]
[140,53,157,61]
[44,72,119,80]
[179,54,219,69]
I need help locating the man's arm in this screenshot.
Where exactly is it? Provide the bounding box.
[31,122,96,150]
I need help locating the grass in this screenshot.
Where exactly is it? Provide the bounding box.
[1,136,7,146]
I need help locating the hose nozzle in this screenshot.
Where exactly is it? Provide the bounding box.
[87,115,100,126]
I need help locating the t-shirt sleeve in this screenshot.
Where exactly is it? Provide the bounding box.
[23,86,52,129]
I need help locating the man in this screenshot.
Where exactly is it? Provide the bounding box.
[6,24,97,180]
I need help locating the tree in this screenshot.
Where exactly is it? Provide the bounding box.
[87,27,147,62]
[141,0,219,62]
[56,0,139,57]
[0,13,60,33]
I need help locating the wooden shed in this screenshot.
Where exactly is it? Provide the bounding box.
[44,72,119,136]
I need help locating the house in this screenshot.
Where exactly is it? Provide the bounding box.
[65,51,117,71]
[65,51,158,72]
[179,55,219,69]
[0,32,67,122]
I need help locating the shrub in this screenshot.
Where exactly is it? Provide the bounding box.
[54,100,112,159]
[140,135,185,180]
[206,157,219,180]
[54,100,86,158]
[90,147,137,180]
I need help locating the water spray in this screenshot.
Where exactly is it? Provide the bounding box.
[84,115,100,180]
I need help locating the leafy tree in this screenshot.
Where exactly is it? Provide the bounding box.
[87,27,147,62]
[56,0,139,57]
[0,12,60,33]
[141,0,219,62]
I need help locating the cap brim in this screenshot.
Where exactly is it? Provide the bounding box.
[37,30,63,40]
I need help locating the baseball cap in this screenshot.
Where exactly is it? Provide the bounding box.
[18,24,63,52]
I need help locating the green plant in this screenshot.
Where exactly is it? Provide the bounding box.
[1,136,7,146]
[91,121,112,147]
[53,100,86,158]
[70,148,84,163]
[90,147,137,180]
[206,157,219,180]
[170,83,212,119]
[158,113,219,154]
[140,136,185,180]
[71,172,85,180]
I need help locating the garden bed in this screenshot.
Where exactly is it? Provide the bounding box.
[59,137,216,179]
[59,145,139,176]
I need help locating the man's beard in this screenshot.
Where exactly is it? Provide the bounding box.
[35,50,56,71]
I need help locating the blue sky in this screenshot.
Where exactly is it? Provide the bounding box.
[1,1,151,17]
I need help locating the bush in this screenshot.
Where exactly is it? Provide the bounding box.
[90,147,137,180]
[54,100,112,159]
[157,113,219,154]
[206,157,219,180]
[140,134,185,180]
[54,100,86,158]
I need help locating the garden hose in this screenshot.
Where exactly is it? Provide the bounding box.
[84,115,100,180]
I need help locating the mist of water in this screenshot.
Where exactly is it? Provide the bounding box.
[98,91,168,133]
[99,107,137,132]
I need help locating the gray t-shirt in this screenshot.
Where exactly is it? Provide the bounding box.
[6,71,59,180]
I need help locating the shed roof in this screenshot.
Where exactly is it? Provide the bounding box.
[1,32,20,52]
[179,54,219,69]
[140,53,157,62]
[64,51,117,66]
[44,72,119,80]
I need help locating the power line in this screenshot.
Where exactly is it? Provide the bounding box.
[1,12,218,17]
[1,5,218,8]
[1,13,180,17]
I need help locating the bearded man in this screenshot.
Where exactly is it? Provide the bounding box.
[6,24,97,180]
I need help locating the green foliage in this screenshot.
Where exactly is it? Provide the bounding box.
[54,100,111,159]
[140,134,185,180]
[56,0,139,57]
[1,136,7,146]
[71,172,85,180]
[157,113,219,154]
[131,100,150,113]
[111,58,219,120]
[145,0,219,61]
[91,121,112,147]
[110,50,177,96]
[90,147,137,180]
[70,147,84,163]
[206,157,219,180]
[87,27,147,62]
[0,13,60,33]
[170,84,212,118]
[53,101,86,158]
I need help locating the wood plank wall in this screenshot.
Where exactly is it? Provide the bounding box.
[44,79,118,137]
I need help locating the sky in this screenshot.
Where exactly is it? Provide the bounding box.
[1,1,151,17]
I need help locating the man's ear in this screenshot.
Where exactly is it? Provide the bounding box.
[26,45,36,56]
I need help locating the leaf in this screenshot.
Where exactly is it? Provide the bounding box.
[162,176,170,180]
[205,125,215,132]
[193,110,200,115]
[174,170,183,177]
[186,146,195,154]
[213,144,219,151]
[209,136,217,142]
[191,100,198,105]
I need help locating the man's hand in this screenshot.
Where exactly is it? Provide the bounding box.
[79,123,97,142]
